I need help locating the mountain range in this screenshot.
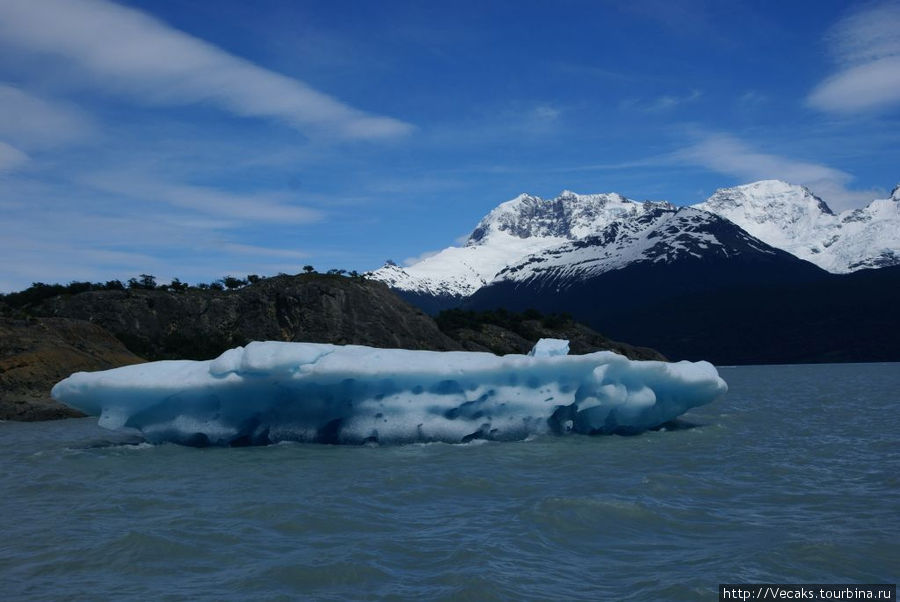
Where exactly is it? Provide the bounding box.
[370,180,900,364]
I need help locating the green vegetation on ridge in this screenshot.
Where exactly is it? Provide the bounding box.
[0,268,369,316]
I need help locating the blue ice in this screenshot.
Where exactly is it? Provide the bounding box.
[52,340,727,446]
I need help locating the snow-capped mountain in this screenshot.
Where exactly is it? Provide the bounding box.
[369,191,673,300]
[368,180,899,307]
[491,206,786,288]
[369,229,568,300]
[365,181,899,363]
[468,190,673,241]
[465,205,843,364]
[694,180,900,273]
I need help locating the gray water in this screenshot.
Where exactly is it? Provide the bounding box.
[1,363,897,600]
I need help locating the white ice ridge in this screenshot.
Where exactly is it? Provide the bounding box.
[51,340,728,446]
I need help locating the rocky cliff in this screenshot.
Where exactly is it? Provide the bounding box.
[34,274,463,360]
[0,317,144,420]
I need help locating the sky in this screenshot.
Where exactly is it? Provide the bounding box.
[1,0,899,292]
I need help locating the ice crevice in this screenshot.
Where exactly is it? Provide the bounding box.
[52,339,728,446]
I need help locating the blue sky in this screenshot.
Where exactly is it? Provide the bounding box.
[1,0,898,292]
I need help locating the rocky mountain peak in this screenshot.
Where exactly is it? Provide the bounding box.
[701,180,835,217]
[467,190,656,244]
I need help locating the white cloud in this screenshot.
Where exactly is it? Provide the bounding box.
[0,141,29,172]
[676,134,848,184]
[675,133,881,210]
[0,84,95,148]
[0,0,412,139]
[808,2,900,112]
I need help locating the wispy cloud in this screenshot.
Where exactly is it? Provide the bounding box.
[531,105,561,121]
[676,134,848,183]
[737,90,767,108]
[808,2,900,113]
[546,156,671,173]
[402,249,441,267]
[0,0,412,139]
[218,243,309,260]
[0,141,29,172]
[675,133,882,210]
[0,83,95,148]
[83,172,323,224]
[546,61,641,83]
[613,0,719,39]
[424,101,565,147]
[0,237,161,291]
[0,208,176,291]
[0,176,316,291]
[621,90,702,113]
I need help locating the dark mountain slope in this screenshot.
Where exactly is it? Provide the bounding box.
[611,265,900,364]
[466,212,900,364]
[468,263,900,365]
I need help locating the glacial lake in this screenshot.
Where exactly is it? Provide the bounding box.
[2,363,897,600]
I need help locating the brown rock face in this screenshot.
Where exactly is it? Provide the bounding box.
[36,274,463,361]
[0,317,144,420]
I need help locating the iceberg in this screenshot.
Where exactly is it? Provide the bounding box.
[51,340,727,446]
[527,338,569,357]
